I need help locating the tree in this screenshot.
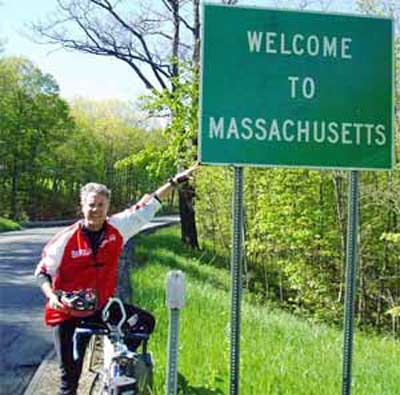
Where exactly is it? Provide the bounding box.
[0,57,73,220]
[67,98,156,210]
[32,0,202,247]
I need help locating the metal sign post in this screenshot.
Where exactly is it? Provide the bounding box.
[166,271,186,395]
[341,171,360,395]
[229,167,244,395]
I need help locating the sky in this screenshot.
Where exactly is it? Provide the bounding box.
[1,0,358,103]
[1,0,146,101]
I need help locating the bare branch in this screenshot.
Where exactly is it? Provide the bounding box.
[161,0,195,33]
[89,0,169,89]
[31,0,183,92]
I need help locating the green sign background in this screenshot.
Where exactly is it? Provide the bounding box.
[199,4,394,170]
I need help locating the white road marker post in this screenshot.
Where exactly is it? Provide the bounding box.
[166,270,186,395]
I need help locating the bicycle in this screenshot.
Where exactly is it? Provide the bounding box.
[75,297,154,395]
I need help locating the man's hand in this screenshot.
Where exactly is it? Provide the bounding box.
[152,163,201,201]
[173,163,201,184]
[41,281,64,309]
[48,293,64,310]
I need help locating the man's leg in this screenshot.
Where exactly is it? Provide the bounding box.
[53,319,80,395]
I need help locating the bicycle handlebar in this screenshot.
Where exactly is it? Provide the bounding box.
[102,297,127,337]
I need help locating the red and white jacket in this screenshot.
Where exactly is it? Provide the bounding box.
[35,197,161,326]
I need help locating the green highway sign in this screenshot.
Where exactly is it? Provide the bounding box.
[199,4,394,170]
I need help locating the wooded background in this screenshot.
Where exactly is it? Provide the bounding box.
[1,0,398,333]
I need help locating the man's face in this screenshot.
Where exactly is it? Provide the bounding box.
[81,192,109,231]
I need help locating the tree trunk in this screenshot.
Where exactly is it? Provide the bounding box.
[171,0,180,80]
[192,0,200,65]
[333,171,347,302]
[28,140,38,220]
[178,186,199,249]
[179,0,201,249]
[11,157,18,220]
[377,173,395,328]
[168,0,199,249]
[357,254,366,324]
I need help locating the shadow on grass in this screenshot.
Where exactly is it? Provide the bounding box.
[133,230,230,292]
[135,229,227,267]
[178,372,224,395]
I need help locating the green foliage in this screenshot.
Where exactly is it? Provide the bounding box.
[0,217,21,232]
[67,99,158,212]
[130,227,400,394]
[140,63,199,170]
[0,56,74,220]
[381,232,400,244]
[114,139,176,208]
[195,163,400,331]
[386,306,400,317]
[111,63,201,214]
[0,57,168,220]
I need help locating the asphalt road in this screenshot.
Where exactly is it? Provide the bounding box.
[0,215,179,395]
[0,227,62,395]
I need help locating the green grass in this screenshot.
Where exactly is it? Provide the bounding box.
[0,217,21,232]
[130,226,399,395]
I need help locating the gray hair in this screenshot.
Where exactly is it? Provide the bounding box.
[80,182,111,204]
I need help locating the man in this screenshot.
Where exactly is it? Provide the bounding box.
[34,164,199,395]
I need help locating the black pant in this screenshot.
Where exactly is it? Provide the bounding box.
[53,304,155,395]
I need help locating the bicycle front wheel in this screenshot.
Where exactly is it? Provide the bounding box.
[89,372,106,395]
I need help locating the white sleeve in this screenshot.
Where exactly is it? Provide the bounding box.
[109,196,162,244]
[34,224,77,278]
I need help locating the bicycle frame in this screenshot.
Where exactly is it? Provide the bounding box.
[100,298,137,394]
[80,297,153,395]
